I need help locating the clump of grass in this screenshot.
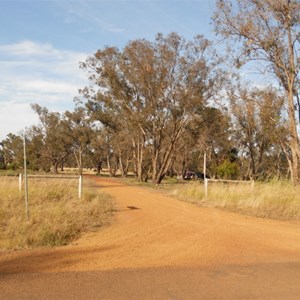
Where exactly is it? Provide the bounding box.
[0,170,19,176]
[170,180,300,220]
[0,176,114,250]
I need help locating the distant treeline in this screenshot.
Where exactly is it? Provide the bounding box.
[1,1,300,183]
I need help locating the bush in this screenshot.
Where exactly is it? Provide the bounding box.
[216,160,238,179]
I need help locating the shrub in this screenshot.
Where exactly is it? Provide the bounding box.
[216,160,239,179]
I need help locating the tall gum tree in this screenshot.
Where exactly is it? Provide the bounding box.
[213,0,300,183]
[80,33,223,184]
[63,107,93,175]
[227,85,286,179]
[31,104,72,173]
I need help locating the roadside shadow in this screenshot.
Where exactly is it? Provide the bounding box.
[114,206,140,212]
[86,184,127,189]
[0,245,119,276]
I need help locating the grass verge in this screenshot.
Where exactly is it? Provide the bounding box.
[0,176,114,250]
[170,180,300,220]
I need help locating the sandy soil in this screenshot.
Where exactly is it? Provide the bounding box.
[1,176,300,299]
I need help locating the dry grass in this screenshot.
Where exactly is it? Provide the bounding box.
[0,176,114,250]
[170,180,300,220]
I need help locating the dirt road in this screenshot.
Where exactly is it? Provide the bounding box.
[1,176,300,299]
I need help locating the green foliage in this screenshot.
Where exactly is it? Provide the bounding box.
[7,162,18,170]
[216,160,238,179]
[81,33,224,184]
[0,134,24,170]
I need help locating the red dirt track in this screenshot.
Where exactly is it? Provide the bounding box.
[1,176,300,299]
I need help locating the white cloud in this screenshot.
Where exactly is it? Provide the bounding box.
[0,40,61,58]
[0,40,87,61]
[0,40,89,140]
[0,101,40,141]
[17,79,80,95]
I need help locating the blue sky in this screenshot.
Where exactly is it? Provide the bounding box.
[0,0,216,140]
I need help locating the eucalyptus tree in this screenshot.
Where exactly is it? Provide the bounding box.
[31,104,72,173]
[80,33,223,183]
[25,125,50,171]
[63,107,94,175]
[174,106,233,178]
[213,0,300,183]
[0,133,23,170]
[85,129,106,174]
[227,85,286,179]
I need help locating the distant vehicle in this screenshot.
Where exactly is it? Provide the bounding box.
[183,170,196,180]
[195,172,210,180]
[183,170,210,180]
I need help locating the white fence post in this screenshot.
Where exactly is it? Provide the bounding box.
[204,178,208,198]
[78,176,83,199]
[19,173,22,192]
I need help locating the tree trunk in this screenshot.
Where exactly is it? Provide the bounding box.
[155,143,175,184]
[153,123,184,184]
[107,154,112,177]
[52,162,59,174]
[96,161,102,175]
[132,140,138,178]
[119,155,125,177]
[73,148,83,175]
[136,137,145,182]
[249,144,256,179]
[124,158,130,177]
[281,141,294,182]
[286,21,299,185]
[288,90,299,185]
[151,148,159,184]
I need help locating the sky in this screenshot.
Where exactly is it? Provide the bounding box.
[0,0,216,140]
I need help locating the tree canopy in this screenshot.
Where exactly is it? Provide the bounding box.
[213,0,300,183]
[1,8,298,183]
[80,33,224,183]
